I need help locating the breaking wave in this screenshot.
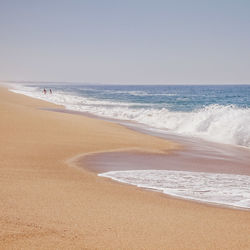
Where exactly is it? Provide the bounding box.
[9,84,250,148]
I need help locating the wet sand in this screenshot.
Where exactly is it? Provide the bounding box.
[1,85,250,249]
[81,135,250,211]
[50,107,250,176]
[82,135,250,176]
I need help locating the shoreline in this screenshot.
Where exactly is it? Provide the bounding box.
[81,142,250,175]
[8,83,250,150]
[1,86,250,249]
[36,98,250,176]
[75,148,250,211]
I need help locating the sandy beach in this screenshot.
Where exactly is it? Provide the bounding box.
[1,86,250,250]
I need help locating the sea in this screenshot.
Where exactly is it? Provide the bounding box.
[9,83,250,209]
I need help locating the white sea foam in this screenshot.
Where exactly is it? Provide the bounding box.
[84,89,176,97]
[99,170,250,209]
[9,84,250,148]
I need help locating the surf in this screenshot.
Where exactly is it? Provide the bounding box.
[9,83,250,148]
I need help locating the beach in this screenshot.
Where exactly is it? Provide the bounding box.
[1,86,250,249]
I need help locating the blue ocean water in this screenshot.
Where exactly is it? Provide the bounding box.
[38,84,250,111]
[10,84,250,148]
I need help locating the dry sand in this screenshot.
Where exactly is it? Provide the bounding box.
[1,86,250,249]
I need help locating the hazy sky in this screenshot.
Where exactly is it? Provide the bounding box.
[1,0,250,84]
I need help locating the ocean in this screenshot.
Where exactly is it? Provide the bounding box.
[10,84,250,148]
[9,83,250,209]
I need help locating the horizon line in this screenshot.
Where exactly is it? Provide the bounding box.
[1,80,250,86]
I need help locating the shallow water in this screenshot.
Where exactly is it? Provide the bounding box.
[99,170,250,209]
[83,127,250,210]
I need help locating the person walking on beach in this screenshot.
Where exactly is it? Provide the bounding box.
[43,88,47,94]
[50,89,52,94]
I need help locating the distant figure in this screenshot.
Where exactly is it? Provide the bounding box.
[43,88,47,94]
[50,89,52,94]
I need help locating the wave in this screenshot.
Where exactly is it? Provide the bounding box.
[136,104,250,148]
[99,170,250,209]
[9,84,250,148]
[77,88,177,97]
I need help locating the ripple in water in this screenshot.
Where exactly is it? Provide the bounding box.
[99,170,250,209]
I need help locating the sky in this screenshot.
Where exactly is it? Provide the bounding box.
[0,0,250,84]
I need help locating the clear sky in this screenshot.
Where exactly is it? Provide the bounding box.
[1,0,250,84]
